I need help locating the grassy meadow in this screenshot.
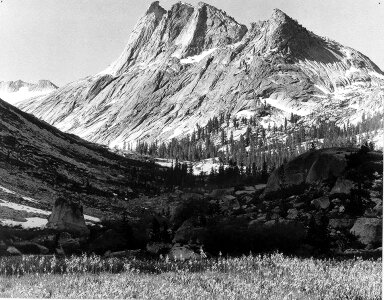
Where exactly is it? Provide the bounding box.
[0,253,381,299]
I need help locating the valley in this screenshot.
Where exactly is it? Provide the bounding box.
[0,1,382,299]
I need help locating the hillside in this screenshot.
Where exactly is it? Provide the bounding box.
[18,2,384,150]
[0,98,168,228]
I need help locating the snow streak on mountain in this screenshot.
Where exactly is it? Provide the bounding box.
[18,1,384,149]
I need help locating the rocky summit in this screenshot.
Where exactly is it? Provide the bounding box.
[0,80,57,106]
[18,2,384,149]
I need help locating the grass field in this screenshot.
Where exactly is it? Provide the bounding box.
[0,253,381,299]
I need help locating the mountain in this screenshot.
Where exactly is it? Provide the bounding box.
[0,97,168,228]
[18,2,384,149]
[0,79,58,106]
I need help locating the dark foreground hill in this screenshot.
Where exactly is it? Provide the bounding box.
[0,98,167,220]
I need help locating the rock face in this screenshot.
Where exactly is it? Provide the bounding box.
[350,218,382,246]
[263,148,352,196]
[18,2,384,148]
[47,198,90,235]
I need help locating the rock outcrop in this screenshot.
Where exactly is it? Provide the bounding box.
[47,198,90,235]
[263,148,352,197]
[350,218,382,247]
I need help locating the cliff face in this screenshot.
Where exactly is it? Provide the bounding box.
[18,2,384,148]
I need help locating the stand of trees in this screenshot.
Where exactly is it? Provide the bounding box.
[130,108,384,188]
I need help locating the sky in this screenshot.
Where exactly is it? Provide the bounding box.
[0,0,383,86]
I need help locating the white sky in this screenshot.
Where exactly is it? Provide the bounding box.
[0,0,383,86]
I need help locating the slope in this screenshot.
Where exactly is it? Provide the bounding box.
[0,98,168,226]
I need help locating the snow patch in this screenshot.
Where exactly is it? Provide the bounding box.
[369,71,384,80]
[263,97,312,116]
[314,84,330,94]
[0,217,48,229]
[0,185,16,195]
[0,200,50,215]
[180,48,217,64]
[0,199,100,223]
[0,90,53,105]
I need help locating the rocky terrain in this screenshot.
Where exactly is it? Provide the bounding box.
[1,145,382,258]
[18,2,384,149]
[0,80,57,106]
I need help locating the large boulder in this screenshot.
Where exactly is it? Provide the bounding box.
[13,241,49,255]
[46,197,90,235]
[311,196,330,210]
[146,242,172,255]
[350,218,382,246]
[6,246,22,256]
[172,219,207,244]
[328,218,355,230]
[89,229,130,254]
[168,245,200,261]
[58,232,83,254]
[262,148,353,197]
[330,178,354,195]
[31,234,57,250]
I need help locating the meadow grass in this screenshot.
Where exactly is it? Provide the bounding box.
[0,253,381,299]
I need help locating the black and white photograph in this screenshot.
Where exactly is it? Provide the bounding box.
[0,0,383,298]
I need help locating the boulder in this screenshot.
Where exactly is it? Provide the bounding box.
[89,229,129,254]
[104,250,143,258]
[328,218,355,230]
[287,208,299,220]
[220,195,240,211]
[46,197,90,236]
[13,241,49,255]
[221,195,236,202]
[311,196,330,210]
[31,234,57,250]
[169,245,199,261]
[180,193,202,201]
[55,247,65,256]
[0,240,7,251]
[293,202,305,209]
[254,184,267,191]
[263,149,352,197]
[146,242,172,255]
[248,217,265,228]
[209,189,230,198]
[244,186,256,192]
[350,218,382,246]
[242,195,254,204]
[172,219,207,244]
[58,232,82,254]
[6,246,22,256]
[373,203,382,215]
[235,190,254,196]
[330,178,354,195]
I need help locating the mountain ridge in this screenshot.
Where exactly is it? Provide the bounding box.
[0,79,57,106]
[18,2,384,149]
